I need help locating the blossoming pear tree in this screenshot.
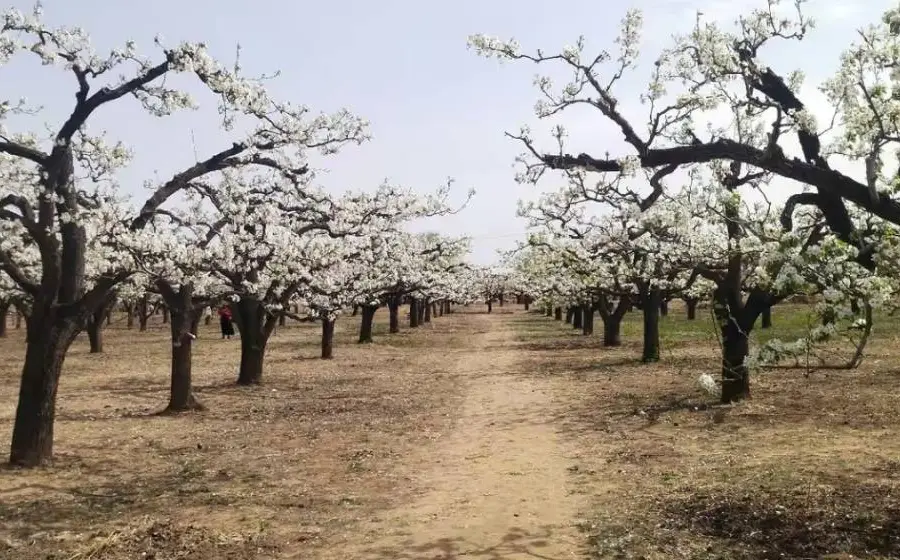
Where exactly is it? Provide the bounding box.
[0,5,368,466]
[469,2,900,265]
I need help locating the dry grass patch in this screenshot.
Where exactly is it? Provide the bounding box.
[512,308,900,560]
[0,309,469,559]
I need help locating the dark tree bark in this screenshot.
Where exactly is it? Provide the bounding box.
[15,310,22,329]
[159,281,204,412]
[351,305,359,317]
[410,299,420,328]
[487,300,493,313]
[641,287,661,363]
[233,298,277,385]
[443,301,451,315]
[138,295,152,332]
[572,306,583,329]
[685,298,699,320]
[321,318,335,359]
[523,297,530,311]
[125,304,135,329]
[565,308,574,324]
[424,299,432,323]
[0,303,8,338]
[712,287,768,403]
[581,303,594,335]
[85,294,117,354]
[554,307,562,321]
[660,299,669,317]
[359,305,377,343]
[598,295,629,347]
[9,306,81,466]
[761,306,772,329]
[161,306,169,324]
[499,293,505,307]
[388,298,401,334]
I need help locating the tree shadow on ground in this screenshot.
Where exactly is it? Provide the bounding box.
[358,525,573,560]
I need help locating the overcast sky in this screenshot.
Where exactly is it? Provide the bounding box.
[1,0,889,263]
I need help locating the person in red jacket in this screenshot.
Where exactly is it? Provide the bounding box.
[218,306,235,339]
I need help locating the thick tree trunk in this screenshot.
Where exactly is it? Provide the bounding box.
[499,294,504,307]
[685,298,698,320]
[321,318,335,359]
[582,303,594,335]
[9,316,80,466]
[572,306,583,329]
[138,296,150,331]
[126,305,135,329]
[0,303,8,338]
[660,299,669,317]
[351,305,359,317]
[86,321,103,354]
[388,301,400,334]
[443,301,451,315]
[602,316,623,346]
[487,300,493,313]
[15,311,22,329]
[410,299,420,328]
[233,299,275,385]
[642,288,661,362]
[359,305,376,343]
[524,297,530,311]
[720,319,751,403]
[565,308,574,324]
[554,307,562,321]
[761,306,772,329]
[158,281,204,412]
[424,299,432,323]
[86,296,116,354]
[166,308,203,412]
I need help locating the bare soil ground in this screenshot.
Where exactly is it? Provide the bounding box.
[2,304,899,559]
[514,304,900,559]
[0,310,471,559]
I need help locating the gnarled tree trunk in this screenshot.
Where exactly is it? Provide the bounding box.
[572,306,583,330]
[233,298,276,385]
[359,305,377,343]
[85,294,117,354]
[409,299,420,328]
[641,287,661,363]
[582,303,594,335]
[598,295,629,347]
[158,281,204,412]
[685,297,699,320]
[9,311,81,466]
[321,318,335,359]
[388,298,401,334]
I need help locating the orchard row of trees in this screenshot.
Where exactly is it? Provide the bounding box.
[0,6,489,467]
[470,1,900,402]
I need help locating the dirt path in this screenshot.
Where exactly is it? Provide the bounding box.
[315,312,585,559]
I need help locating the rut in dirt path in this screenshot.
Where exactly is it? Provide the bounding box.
[317,311,585,560]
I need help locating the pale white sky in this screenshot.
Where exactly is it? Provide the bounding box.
[0,0,888,262]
